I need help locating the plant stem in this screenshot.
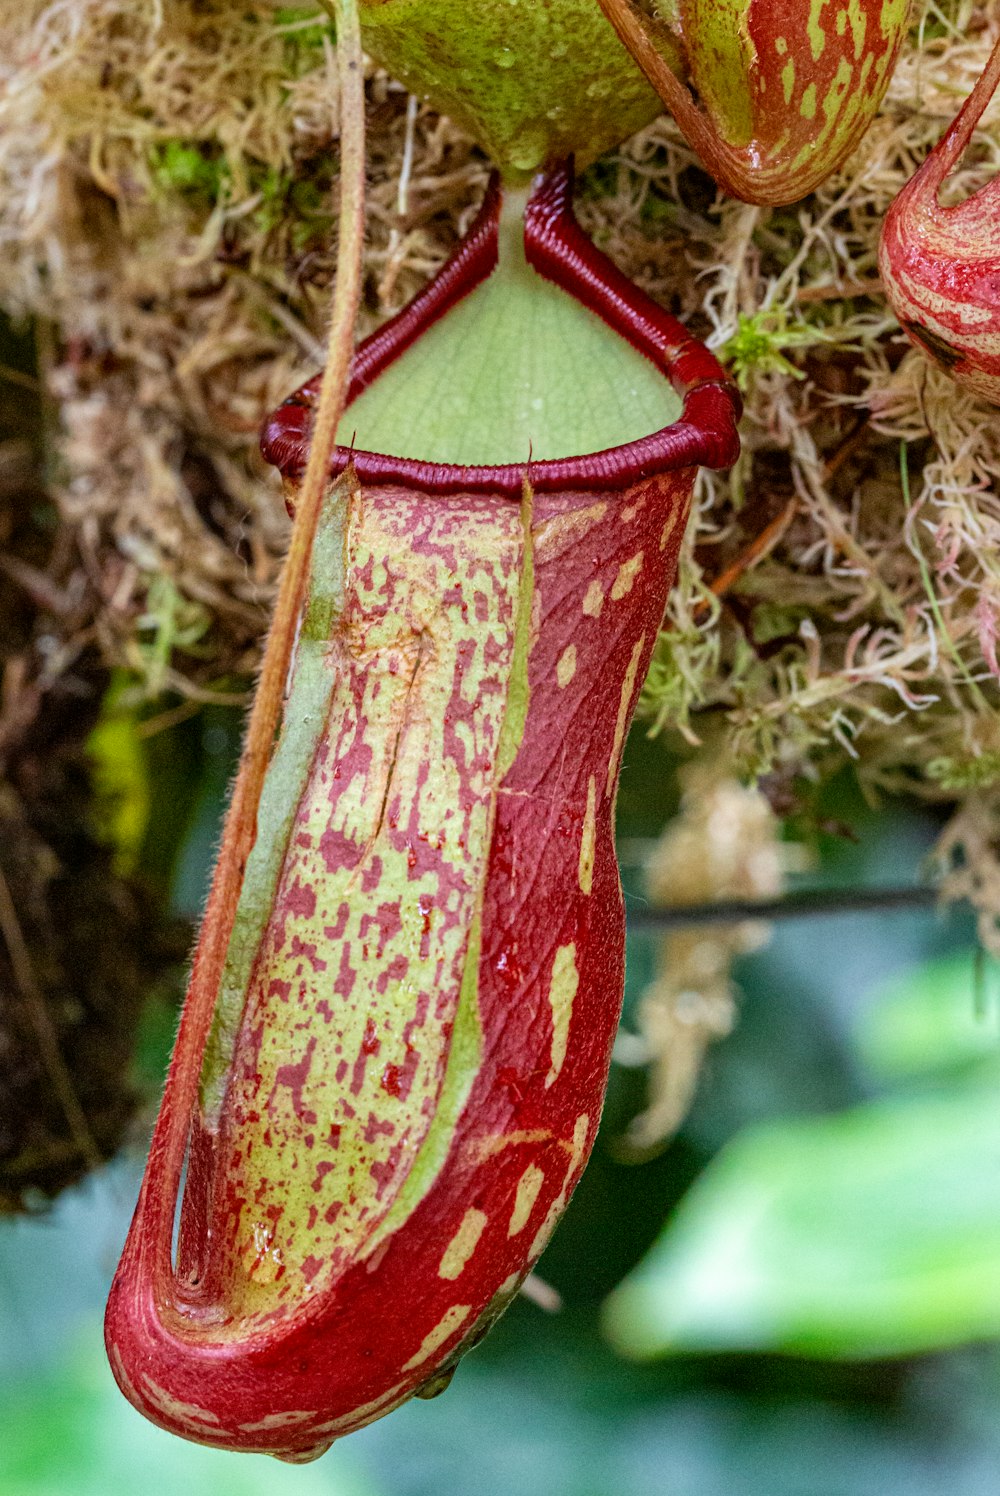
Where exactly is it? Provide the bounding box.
[0,865,102,1173]
[625,883,941,927]
[197,0,364,1040]
[146,0,365,1264]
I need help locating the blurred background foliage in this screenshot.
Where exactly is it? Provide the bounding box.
[2,691,999,1496]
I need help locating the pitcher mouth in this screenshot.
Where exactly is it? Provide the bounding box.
[262,161,741,497]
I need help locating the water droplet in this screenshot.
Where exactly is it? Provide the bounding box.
[493,47,516,69]
[550,40,568,59]
[586,80,611,99]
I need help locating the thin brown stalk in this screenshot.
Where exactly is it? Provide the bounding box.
[0,864,102,1173]
[795,278,885,304]
[196,0,364,1011]
[693,498,798,621]
[142,0,366,1256]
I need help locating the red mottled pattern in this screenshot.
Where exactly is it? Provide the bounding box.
[105,162,741,1461]
[105,469,693,1459]
[599,0,909,205]
[204,487,524,1325]
[879,32,1000,404]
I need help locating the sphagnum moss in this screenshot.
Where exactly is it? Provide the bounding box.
[1,0,1000,936]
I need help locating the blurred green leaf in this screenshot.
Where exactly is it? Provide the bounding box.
[856,953,1000,1082]
[0,1335,380,1496]
[86,674,152,875]
[603,1085,1000,1361]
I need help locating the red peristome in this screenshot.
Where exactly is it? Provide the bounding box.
[299,170,503,412]
[105,164,741,1461]
[879,32,1000,404]
[262,160,740,493]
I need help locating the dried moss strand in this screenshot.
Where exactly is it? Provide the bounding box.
[0,865,102,1174]
[899,441,990,712]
